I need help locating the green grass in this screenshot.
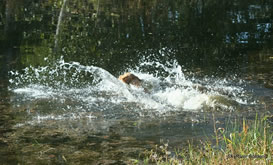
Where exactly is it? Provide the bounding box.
[137,115,273,165]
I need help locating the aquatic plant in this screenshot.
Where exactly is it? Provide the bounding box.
[140,115,273,164]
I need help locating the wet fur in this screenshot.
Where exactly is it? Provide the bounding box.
[119,72,142,87]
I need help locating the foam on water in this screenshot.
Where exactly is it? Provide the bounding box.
[9,55,252,121]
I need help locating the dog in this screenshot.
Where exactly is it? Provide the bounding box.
[119,72,142,87]
[119,72,150,93]
[118,72,210,95]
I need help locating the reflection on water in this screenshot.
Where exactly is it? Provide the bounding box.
[0,0,272,164]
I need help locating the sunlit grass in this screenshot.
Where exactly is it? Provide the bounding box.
[137,115,273,165]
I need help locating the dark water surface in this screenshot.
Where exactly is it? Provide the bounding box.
[0,0,273,164]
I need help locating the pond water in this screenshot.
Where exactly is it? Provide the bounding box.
[0,0,273,164]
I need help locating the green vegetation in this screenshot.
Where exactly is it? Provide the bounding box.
[140,115,273,164]
[1,0,273,72]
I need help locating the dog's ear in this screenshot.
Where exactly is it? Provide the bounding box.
[129,74,142,86]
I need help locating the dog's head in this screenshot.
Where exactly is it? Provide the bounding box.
[119,72,142,86]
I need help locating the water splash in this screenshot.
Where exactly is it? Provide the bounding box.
[9,55,252,122]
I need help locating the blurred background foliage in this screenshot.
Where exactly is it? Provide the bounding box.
[0,0,272,76]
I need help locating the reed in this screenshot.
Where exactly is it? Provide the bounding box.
[138,115,273,165]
